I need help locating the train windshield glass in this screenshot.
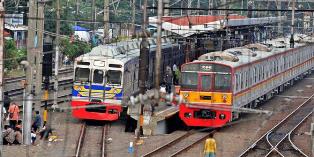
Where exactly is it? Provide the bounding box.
[75,68,90,82]
[107,70,122,85]
[181,72,198,89]
[214,74,231,91]
[93,69,104,84]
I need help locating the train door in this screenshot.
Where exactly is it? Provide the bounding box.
[90,69,105,102]
[199,73,213,103]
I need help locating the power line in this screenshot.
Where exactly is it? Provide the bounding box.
[147,7,314,12]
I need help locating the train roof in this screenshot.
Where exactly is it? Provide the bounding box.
[76,38,177,64]
[194,34,314,68]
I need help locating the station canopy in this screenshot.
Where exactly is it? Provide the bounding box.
[149,15,286,37]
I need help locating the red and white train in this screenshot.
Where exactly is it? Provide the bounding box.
[179,35,314,127]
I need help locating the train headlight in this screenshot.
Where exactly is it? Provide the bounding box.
[222,94,227,103]
[219,114,226,120]
[183,93,189,98]
[184,112,192,118]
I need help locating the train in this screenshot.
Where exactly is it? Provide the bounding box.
[178,34,314,127]
[71,38,196,121]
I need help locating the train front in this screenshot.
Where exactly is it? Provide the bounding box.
[71,58,123,121]
[179,62,232,127]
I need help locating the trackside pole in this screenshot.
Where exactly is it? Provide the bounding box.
[0,1,4,155]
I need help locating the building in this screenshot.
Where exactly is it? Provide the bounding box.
[4,14,27,48]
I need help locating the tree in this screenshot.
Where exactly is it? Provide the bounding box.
[59,38,91,60]
[4,39,27,70]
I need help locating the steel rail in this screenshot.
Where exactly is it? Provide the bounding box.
[75,123,86,157]
[4,67,73,84]
[265,112,313,157]
[141,131,194,157]
[238,93,314,157]
[288,132,309,157]
[101,124,110,157]
[169,130,216,157]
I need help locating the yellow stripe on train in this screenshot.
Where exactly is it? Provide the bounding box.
[180,91,232,105]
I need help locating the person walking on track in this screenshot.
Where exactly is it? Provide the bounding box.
[204,134,216,157]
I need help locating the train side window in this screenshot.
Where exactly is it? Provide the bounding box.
[240,72,244,90]
[93,69,104,84]
[236,73,240,91]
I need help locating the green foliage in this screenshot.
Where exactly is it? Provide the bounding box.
[4,39,27,70]
[60,38,91,60]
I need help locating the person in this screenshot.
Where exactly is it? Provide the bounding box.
[204,134,216,157]
[31,129,37,145]
[172,64,181,85]
[39,126,53,140]
[32,111,42,132]
[3,92,11,118]
[164,66,173,93]
[8,102,19,129]
[3,125,15,145]
[13,129,22,145]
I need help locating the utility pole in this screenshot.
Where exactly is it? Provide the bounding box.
[0,0,4,155]
[155,0,163,88]
[26,0,36,99]
[92,0,96,31]
[34,1,45,110]
[164,0,170,16]
[136,0,149,145]
[24,0,37,145]
[277,1,282,36]
[53,0,60,110]
[197,0,200,15]
[131,0,136,36]
[76,0,79,26]
[104,0,109,44]
[291,0,295,35]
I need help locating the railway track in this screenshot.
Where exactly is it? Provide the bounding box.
[5,67,73,97]
[4,67,73,84]
[142,129,215,157]
[238,93,314,157]
[75,123,110,157]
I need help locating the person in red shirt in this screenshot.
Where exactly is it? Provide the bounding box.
[8,102,20,129]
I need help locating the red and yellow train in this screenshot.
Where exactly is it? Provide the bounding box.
[179,36,314,127]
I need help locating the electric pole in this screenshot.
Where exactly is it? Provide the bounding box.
[104,0,109,44]
[131,0,136,36]
[136,0,149,144]
[291,0,296,35]
[24,0,37,146]
[0,0,4,155]
[92,0,96,32]
[26,0,36,98]
[155,0,163,88]
[34,1,45,110]
[164,0,170,16]
[76,0,80,26]
[53,0,60,110]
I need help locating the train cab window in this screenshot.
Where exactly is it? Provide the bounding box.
[75,68,90,82]
[181,72,198,90]
[107,70,122,85]
[93,70,104,84]
[201,75,211,91]
[214,74,231,91]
